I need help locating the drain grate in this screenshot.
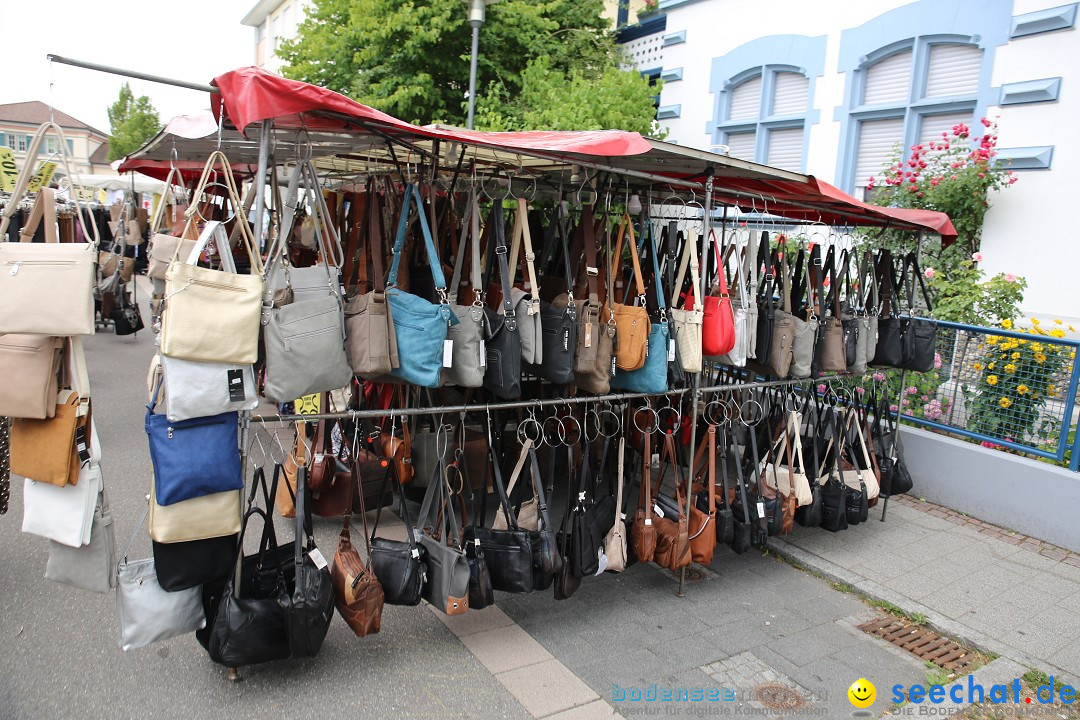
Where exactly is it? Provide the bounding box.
[858,617,974,671]
[753,683,808,711]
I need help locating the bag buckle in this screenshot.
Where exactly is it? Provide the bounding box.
[586,266,599,277]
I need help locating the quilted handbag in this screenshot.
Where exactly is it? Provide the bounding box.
[385,183,456,388]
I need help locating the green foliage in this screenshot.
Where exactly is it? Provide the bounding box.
[925,669,952,688]
[279,0,657,132]
[925,257,1026,327]
[473,56,662,136]
[106,83,161,162]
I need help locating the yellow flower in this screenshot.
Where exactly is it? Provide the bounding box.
[1031,343,1043,353]
[1072,351,1077,360]
[987,337,999,345]
[1001,319,1013,329]
[1011,352,1021,360]
[1017,338,1027,345]
[999,397,1013,409]
[1069,325,1076,332]
[1017,384,1030,395]
[973,362,984,371]
[1032,318,1041,325]
[987,375,998,386]
[1005,363,1017,373]
[1055,319,1063,325]
[1050,329,1066,339]
[988,362,995,370]
[1035,353,1047,364]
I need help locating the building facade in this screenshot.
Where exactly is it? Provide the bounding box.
[0,101,113,178]
[242,0,311,72]
[621,0,1078,320]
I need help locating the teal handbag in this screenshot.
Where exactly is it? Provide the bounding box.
[386,184,457,388]
[610,220,670,395]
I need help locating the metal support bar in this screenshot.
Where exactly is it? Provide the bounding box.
[46,54,218,94]
[251,119,273,249]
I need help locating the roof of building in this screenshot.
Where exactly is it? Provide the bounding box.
[0,101,108,137]
[88,141,111,165]
[241,0,285,27]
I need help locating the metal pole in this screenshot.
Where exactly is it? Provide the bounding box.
[466,24,480,129]
[46,54,218,94]
[251,119,272,250]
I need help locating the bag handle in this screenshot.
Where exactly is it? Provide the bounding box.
[688,426,717,540]
[673,227,700,312]
[178,151,261,275]
[387,183,447,292]
[18,188,59,243]
[613,214,647,303]
[149,166,187,237]
[508,197,541,305]
[485,203,518,330]
[449,190,482,304]
[182,220,237,273]
[638,430,653,525]
[641,219,667,314]
[727,426,752,525]
[902,252,934,315]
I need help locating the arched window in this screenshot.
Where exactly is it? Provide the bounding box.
[718,67,810,172]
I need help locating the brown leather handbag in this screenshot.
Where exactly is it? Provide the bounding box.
[630,431,657,564]
[572,208,618,393]
[11,391,85,487]
[652,433,692,571]
[759,423,797,535]
[331,469,384,637]
[688,426,717,565]
[610,214,651,372]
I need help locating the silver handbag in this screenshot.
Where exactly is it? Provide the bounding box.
[789,259,816,379]
[443,192,486,388]
[160,356,258,422]
[46,489,116,593]
[717,238,752,367]
[115,504,205,651]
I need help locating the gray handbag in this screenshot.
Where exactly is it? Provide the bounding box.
[262,162,352,403]
[415,457,470,616]
[507,198,543,365]
[45,489,116,593]
[345,180,399,378]
[789,253,815,378]
[115,504,205,651]
[443,191,486,388]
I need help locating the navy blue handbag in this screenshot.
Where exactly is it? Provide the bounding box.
[386,183,457,388]
[145,382,243,506]
[610,220,670,395]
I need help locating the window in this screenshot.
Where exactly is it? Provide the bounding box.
[847,39,984,197]
[718,67,809,171]
[16,135,28,152]
[45,137,60,155]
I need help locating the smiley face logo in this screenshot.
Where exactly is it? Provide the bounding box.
[848,678,876,709]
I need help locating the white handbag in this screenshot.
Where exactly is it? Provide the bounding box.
[716,238,751,367]
[160,355,258,422]
[760,412,813,507]
[160,153,264,364]
[669,228,704,374]
[0,123,99,337]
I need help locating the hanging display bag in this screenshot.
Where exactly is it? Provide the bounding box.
[750,232,776,363]
[610,221,670,394]
[700,230,736,357]
[148,482,242,544]
[443,190,487,387]
[715,236,752,367]
[385,183,456,388]
[287,465,335,658]
[483,203,522,399]
[689,426,718,565]
[147,166,193,287]
[331,459,385,637]
[369,463,426,606]
[860,250,880,368]
[506,199,543,365]
[602,437,629,572]
[652,433,692,571]
[899,252,938,373]
[811,246,847,375]
[788,250,816,379]
[871,250,903,368]
[573,208,617,393]
[609,214,651,372]
[0,334,62,420]
[669,226,704,373]
[414,454,471,616]
[152,534,237,593]
[160,355,258,423]
[766,249,797,377]
[45,489,116,594]
[22,436,100,548]
[525,200,578,384]
[631,431,658,563]
[0,123,99,337]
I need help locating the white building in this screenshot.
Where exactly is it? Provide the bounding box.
[242,0,311,73]
[620,0,1078,321]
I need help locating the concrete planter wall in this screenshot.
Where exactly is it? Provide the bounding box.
[899,425,1080,552]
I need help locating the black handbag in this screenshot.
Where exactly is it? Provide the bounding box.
[899,252,938,373]
[527,446,561,591]
[726,428,753,554]
[287,465,335,658]
[712,428,735,545]
[152,535,236,593]
[369,462,426,606]
[465,538,495,610]
[818,425,849,533]
[591,436,618,536]
[483,203,522,400]
[795,402,824,527]
[568,444,603,578]
[553,498,581,600]
[525,207,577,385]
[111,286,144,336]
[871,250,903,367]
[871,388,914,496]
[753,232,775,363]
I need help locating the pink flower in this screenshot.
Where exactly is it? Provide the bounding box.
[934,352,943,370]
[980,117,991,127]
[907,386,918,395]
[873,372,886,382]
[1004,273,1017,283]
[856,386,866,395]
[889,404,899,413]
[1008,176,1018,185]
[972,252,984,262]
[817,384,827,394]
[930,177,940,187]
[978,172,985,179]
[924,267,936,279]
[950,175,957,181]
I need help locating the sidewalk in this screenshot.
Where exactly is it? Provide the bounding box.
[773,494,1080,684]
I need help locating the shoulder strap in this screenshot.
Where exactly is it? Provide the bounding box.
[612,213,647,301]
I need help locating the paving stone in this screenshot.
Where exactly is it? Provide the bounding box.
[545,699,621,720]
[497,659,600,719]
[458,624,554,674]
[768,628,842,667]
[434,604,517,638]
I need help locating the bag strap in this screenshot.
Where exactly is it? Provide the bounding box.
[643,219,668,315]
[688,425,717,541]
[484,203,517,329]
[18,188,59,243]
[876,250,898,317]
[449,190,482,304]
[613,214,647,302]
[673,228,701,313]
[179,151,261,274]
[727,426,752,524]
[509,197,540,306]
[386,183,446,292]
[486,416,520,530]
[581,205,601,306]
[903,252,934,314]
[638,430,653,524]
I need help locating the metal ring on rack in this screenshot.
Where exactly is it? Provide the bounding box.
[435,421,452,460]
[703,399,725,427]
[583,406,602,443]
[657,405,682,434]
[517,415,544,447]
[739,398,765,427]
[598,407,622,438]
[542,415,568,448]
[561,414,582,446]
[445,460,465,496]
[632,405,660,435]
[190,182,239,225]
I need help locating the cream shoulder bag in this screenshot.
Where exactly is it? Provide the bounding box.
[147,166,194,288]
[669,227,703,373]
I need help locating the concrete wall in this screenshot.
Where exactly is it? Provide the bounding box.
[899,425,1080,552]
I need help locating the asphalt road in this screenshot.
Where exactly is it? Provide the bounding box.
[0,281,529,720]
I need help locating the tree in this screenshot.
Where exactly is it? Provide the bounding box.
[279,0,659,133]
[107,83,161,161]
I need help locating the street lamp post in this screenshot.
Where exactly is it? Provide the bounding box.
[465,0,498,129]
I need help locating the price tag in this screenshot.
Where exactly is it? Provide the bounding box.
[0,148,17,192]
[308,548,328,570]
[227,369,246,402]
[653,503,665,519]
[295,393,321,415]
[479,339,487,367]
[757,501,766,518]
[27,161,57,193]
[584,322,593,348]
[443,339,454,368]
[667,339,676,362]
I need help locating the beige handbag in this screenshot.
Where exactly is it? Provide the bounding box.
[160,153,264,364]
[610,214,651,371]
[669,228,703,374]
[0,334,63,419]
[492,441,540,531]
[507,198,543,364]
[603,437,628,572]
[147,167,194,284]
[148,481,242,543]
[760,412,813,507]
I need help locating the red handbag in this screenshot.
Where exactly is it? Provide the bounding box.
[700,231,736,356]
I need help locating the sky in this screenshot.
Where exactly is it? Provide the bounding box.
[2,1,254,134]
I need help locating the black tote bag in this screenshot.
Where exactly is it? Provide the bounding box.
[287,465,335,658]
[483,203,522,399]
[899,252,938,373]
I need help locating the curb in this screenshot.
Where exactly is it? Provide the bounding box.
[766,537,1080,687]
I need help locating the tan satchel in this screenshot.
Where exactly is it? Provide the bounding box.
[0,334,63,419]
[610,214,651,372]
[147,167,194,283]
[148,482,242,544]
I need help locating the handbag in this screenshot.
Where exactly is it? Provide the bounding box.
[153,534,237,592]
[750,231,776,363]
[871,388,913,496]
[22,449,100,547]
[899,252,938,373]
[610,222,670,394]
[568,443,604,577]
[442,190,486,387]
[573,208,618,393]
[712,426,736,544]
[669,225,704,373]
[145,380,242,506]
[148,482,242,544]
[871,250,904,367]
[860,251,880,368]
[0,126,98,337]
[630,431,658,563]
[712,237,751,367]
[818,423,849,532]
[11,337,91,487]
[160,154,264,364]
[759,412,813,507]
[766,249,796,377]
[700,229,736,357]
[524,201,577,384]
[385,183,457,388]
[0,334,62,419]
[331,462,385,636]
[414,451,470,616]
[342,183,397,378]
[483,202,523,399]
[369,463,426,606]
[652,433,692,571]
[506,199,543,365]
[45,488,116,593]
[111,285,145,336]
[602,437,629,572]
[609,214,651,372]
[116,502,205,651]
[160,355,257,423]
[811,246,847,375]
[689,425,718,565]
[788,250,816,379]
[287,464,336,658]
[147,167,193,285]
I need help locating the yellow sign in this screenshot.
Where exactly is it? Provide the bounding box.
[71,184,97,203]
[27,161,57,193]
[294,393,321,415]
[0,148,16,192]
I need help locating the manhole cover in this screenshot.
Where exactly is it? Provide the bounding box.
[858,617,974,671]
[754,683,807,710]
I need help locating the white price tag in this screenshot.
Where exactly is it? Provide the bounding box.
[443,339,454,368]
[757,501,766,518]
[479,339,487,367]
[653,503,666,519]
[308,548,328,570]
[667,339,676,362]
